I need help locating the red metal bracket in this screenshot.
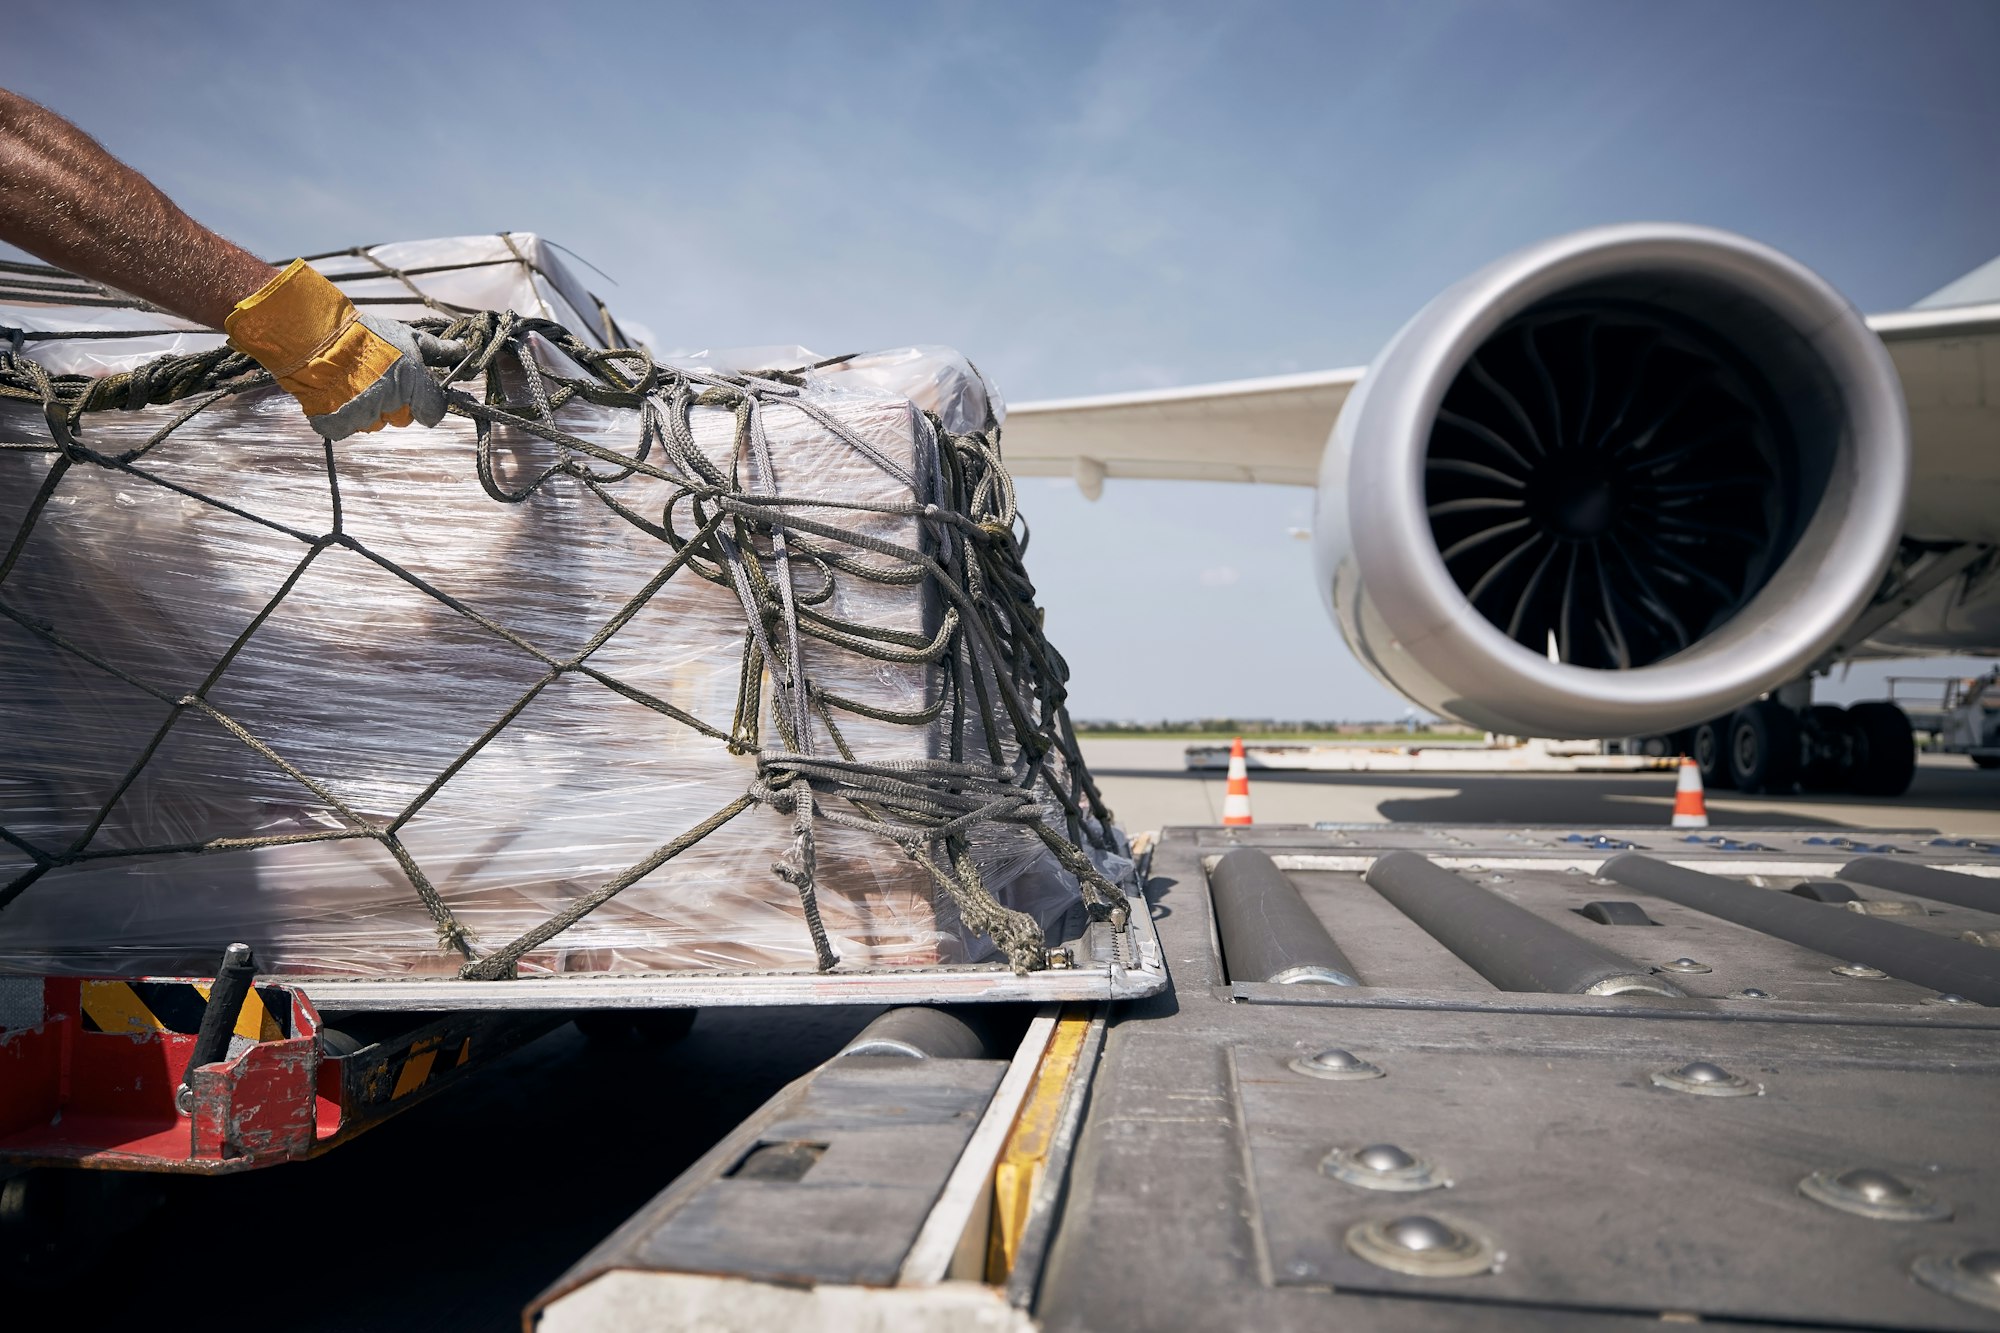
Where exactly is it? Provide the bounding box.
[1,975,566,1174]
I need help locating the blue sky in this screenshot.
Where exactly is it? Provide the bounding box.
[6,1,1997,719]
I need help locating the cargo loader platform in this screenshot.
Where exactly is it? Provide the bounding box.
[0,894,1162,1175]
[530,824,2000,1331]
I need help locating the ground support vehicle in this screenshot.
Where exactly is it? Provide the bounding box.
[1893,671,2000,770]
[530,824,2000,1331]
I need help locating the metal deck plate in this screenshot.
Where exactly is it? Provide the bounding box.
[1233,1033,1998,1328]
[1037,826,2000,1331]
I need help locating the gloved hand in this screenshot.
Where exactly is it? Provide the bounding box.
[224,258,447,440]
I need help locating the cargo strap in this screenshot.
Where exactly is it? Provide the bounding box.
[0,280,1126,977]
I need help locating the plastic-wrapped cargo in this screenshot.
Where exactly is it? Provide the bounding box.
[0,235,1128,982]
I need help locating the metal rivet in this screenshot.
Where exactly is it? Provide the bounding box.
[1799,1166,1951,1222]
[1913,1249,2000,1312]
[1830,963,1888,979]
[1386,1217,1454,1250]
[1649,1060,1762,1097]
[1736,987,1772,999]
[1655,957,1712,974]
[1841,1169,1913,1202]
[1345,1214,1495,1277]
[1289,1048,1385,1081]
[1322,1143,1447,1193]
[1925,993,1976,1007]
[1358,1143,1415,1171]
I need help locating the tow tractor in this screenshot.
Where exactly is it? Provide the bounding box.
[9,823,2000,1329]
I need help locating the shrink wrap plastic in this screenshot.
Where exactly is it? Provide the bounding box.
[0,236,1114,979]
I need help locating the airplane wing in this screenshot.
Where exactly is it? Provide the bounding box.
[1002,366,1361,496]
[1002,302,2000,522]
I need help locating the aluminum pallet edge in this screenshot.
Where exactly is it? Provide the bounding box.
[276,910,1165,1011]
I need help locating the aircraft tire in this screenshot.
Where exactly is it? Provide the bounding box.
[1847,701,1916,796]
[1692,717,1735,790]
[1728,700,1799,794]
[1798,704,1853,792]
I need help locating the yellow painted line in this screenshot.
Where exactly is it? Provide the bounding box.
[81,981,159,1035]
[986,1007,1090,1281]
[391,1038,443,1100]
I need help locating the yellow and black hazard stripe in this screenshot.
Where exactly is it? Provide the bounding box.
[388,1034,474,1101]
[78,980,292,1042]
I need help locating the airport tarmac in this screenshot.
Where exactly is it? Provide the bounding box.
[15,744,1994,1327]
[1079,739,2000,838]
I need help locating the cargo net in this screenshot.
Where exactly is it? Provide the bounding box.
[0,297,1128,978]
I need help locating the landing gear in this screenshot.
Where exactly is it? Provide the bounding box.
[1727,699,1800,794]
[1846,701,1917,796]
[1690,717,1734,790]
[1798,704,1854,792]
[1690,698,1916,797]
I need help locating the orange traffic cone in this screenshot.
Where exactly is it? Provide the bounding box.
[1671,755,1709,828]
[1223,737,1253,826]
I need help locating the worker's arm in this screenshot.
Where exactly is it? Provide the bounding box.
[0,88,277,329]
[0,88,443,438]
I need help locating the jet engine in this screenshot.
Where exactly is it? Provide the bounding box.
[1314,224,1910,739]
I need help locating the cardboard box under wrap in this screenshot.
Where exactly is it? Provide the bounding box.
[0,236,1112,979]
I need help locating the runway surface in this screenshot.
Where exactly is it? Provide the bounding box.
[1079,740,2000,838]
[17,744,1994,1328]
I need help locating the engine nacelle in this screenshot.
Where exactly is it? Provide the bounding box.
[1314,224,1909,739]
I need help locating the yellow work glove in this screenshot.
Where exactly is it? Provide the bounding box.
[224,259,447,441]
